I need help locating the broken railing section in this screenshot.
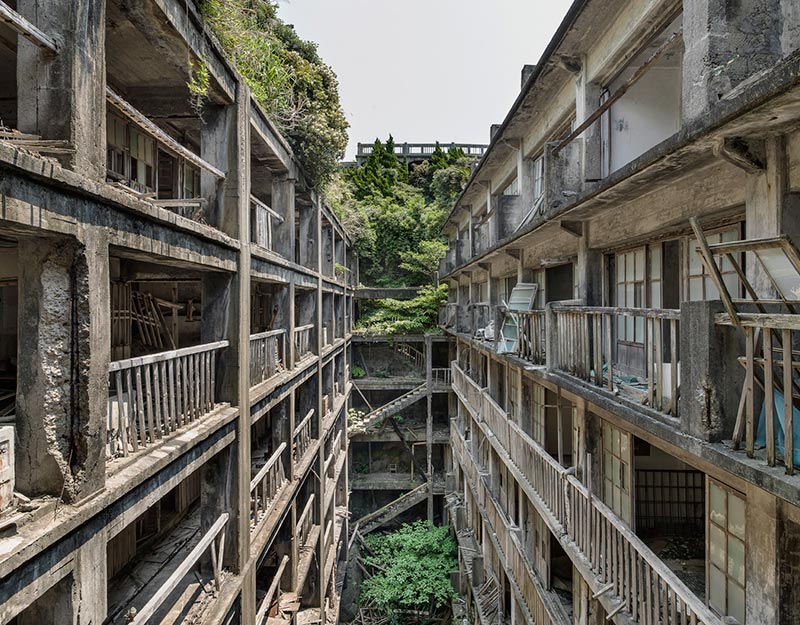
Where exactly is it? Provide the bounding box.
[716,312,799,475]
[127,512,229,625]
[250,442,288,530]
[498,309,545,365]
[551,305,681,416]
[107,341,229,459]
[294,324,314,360]
[452,362,724,625]
[251,195,284,251]
[250,329,287,387]
[256,554,290,625]
[296,494,316,549]
[293,409,315,466]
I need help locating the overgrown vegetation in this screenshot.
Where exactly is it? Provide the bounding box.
[198,0,348,187]
[330,137,472,335]
[361,521,458,624]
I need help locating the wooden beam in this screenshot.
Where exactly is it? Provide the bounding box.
[553,31,681,155]
[106,87,226,179]
[0,2,58,53]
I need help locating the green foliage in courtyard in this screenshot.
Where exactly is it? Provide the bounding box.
[361,521,458,621]
[355,284,448,336]
[199,0,348,187]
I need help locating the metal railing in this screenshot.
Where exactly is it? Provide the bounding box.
[107,341,228,458]
[250,442,288,529]
[249,329,286,388]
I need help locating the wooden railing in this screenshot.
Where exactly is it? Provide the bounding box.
[716,312,799,474]
[250,329,286,388]
[552,305,680,416]
[432,367,452,385]
[508,309,546,365]
[454,362,724,625]
[297,494,316,548]
[107,341,228,458]
[128,513,229,625]
[256,554,289,625]
[325,430,343,478]
[250,442,288,529]
[293,408,315,465]
[294,323,314,360]
[251,195,283,251]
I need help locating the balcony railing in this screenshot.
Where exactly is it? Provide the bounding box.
[451,362,722,625]
[294,323,314,360]
[297,494,316,548]
[551,305,681,416]
[128,512,229,625]
[250,329,286,388]
[716,312,799,474]
[251,195,283,251]
[107,341,228,458]
[503,309,545,365]
[432,367,452,386]
[325,430,343,478]
[250,442,288,529]
[293,408,315,465]
[256,554,289,625]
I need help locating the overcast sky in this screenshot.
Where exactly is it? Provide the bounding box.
[276,0,574,159]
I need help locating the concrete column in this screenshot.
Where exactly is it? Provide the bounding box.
[544,140,582,217]
[575,224,602,305]
[298,204,315,270]
[518,155,536,217]
[682,0,788,122]
[201,103,241,237]
[272,175,297,262]
[678,300,744,441]
[15,229,108,502]
[201,445,237,565]
[745,487,779,625]
[16,0,106,179]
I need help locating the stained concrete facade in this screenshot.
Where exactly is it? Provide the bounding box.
[0,2,353,624]
[441,1,800,625]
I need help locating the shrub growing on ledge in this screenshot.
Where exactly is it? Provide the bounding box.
[361,521,458,623]
[355,284,447,336]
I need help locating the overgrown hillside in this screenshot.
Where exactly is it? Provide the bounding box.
[199,0,348,188]
[329,137,473,334]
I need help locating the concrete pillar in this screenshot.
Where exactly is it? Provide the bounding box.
[745,487,779,625]
[201,103,241,237]
[544,140,582,217]
[575,224,602,305]
[678,300,744,441]
[16,0,106,179]
[201,445,237,566]
[682,0,787,122]
[15,230,108,502]
[518,154,536,217]
[298,204,316,270]
[272,175,296,262]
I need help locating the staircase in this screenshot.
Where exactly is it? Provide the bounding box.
[356,483,430,534]
[393,342,424,369]
[349,383,427,435]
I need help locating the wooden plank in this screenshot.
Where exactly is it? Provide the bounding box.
[0,2,58,53]
[745,327,755,457]
[785,329,795,476]
[764,330,775,466]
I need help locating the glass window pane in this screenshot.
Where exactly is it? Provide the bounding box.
[621,492,630,524]
[705,278,720,301]
[617,256,625,283]
[758,248,800,300]
[723,272,739,299]
[728,537,745,585]
[728,494,745,539]
[709,566,726,613]
[689,277,703,301]
[650,245,662,280]
[651,282,662,308]
[709,524,726,569]
[688,239,702,273]
[603,424,611,449]
[626,253,635,281]
[728,581,746,624]
[620,432,629,458]
[635,249,645,280]
[710,483,727,527]
[613,429,620,456]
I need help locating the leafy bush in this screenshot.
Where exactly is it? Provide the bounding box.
[355,284,447,336]
[351,365,366,378]
[361,521,458,621]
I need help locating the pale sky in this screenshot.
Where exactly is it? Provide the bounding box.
[276,0,574,160]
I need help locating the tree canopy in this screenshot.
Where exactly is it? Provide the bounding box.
[199,0,348,188]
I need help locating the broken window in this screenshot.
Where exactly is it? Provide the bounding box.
[602,420,632,525]
[686,225,742,301]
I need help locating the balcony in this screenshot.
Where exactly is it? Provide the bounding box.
[256,554,290,625]
[293,408,316,470]
[251,195,283,252]
[107,341,229,462]
[451,362,721,625]
[250,442,289,532]
[294,323,315,361]
[250,329,287,388]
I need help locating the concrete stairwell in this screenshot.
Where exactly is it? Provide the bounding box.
[348,383,427,435]
[355,483,430,534]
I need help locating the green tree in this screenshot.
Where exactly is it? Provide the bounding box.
[361,521,458,622]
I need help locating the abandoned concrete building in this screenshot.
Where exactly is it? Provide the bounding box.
[0,1,354,624]
[440,0,800,624]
